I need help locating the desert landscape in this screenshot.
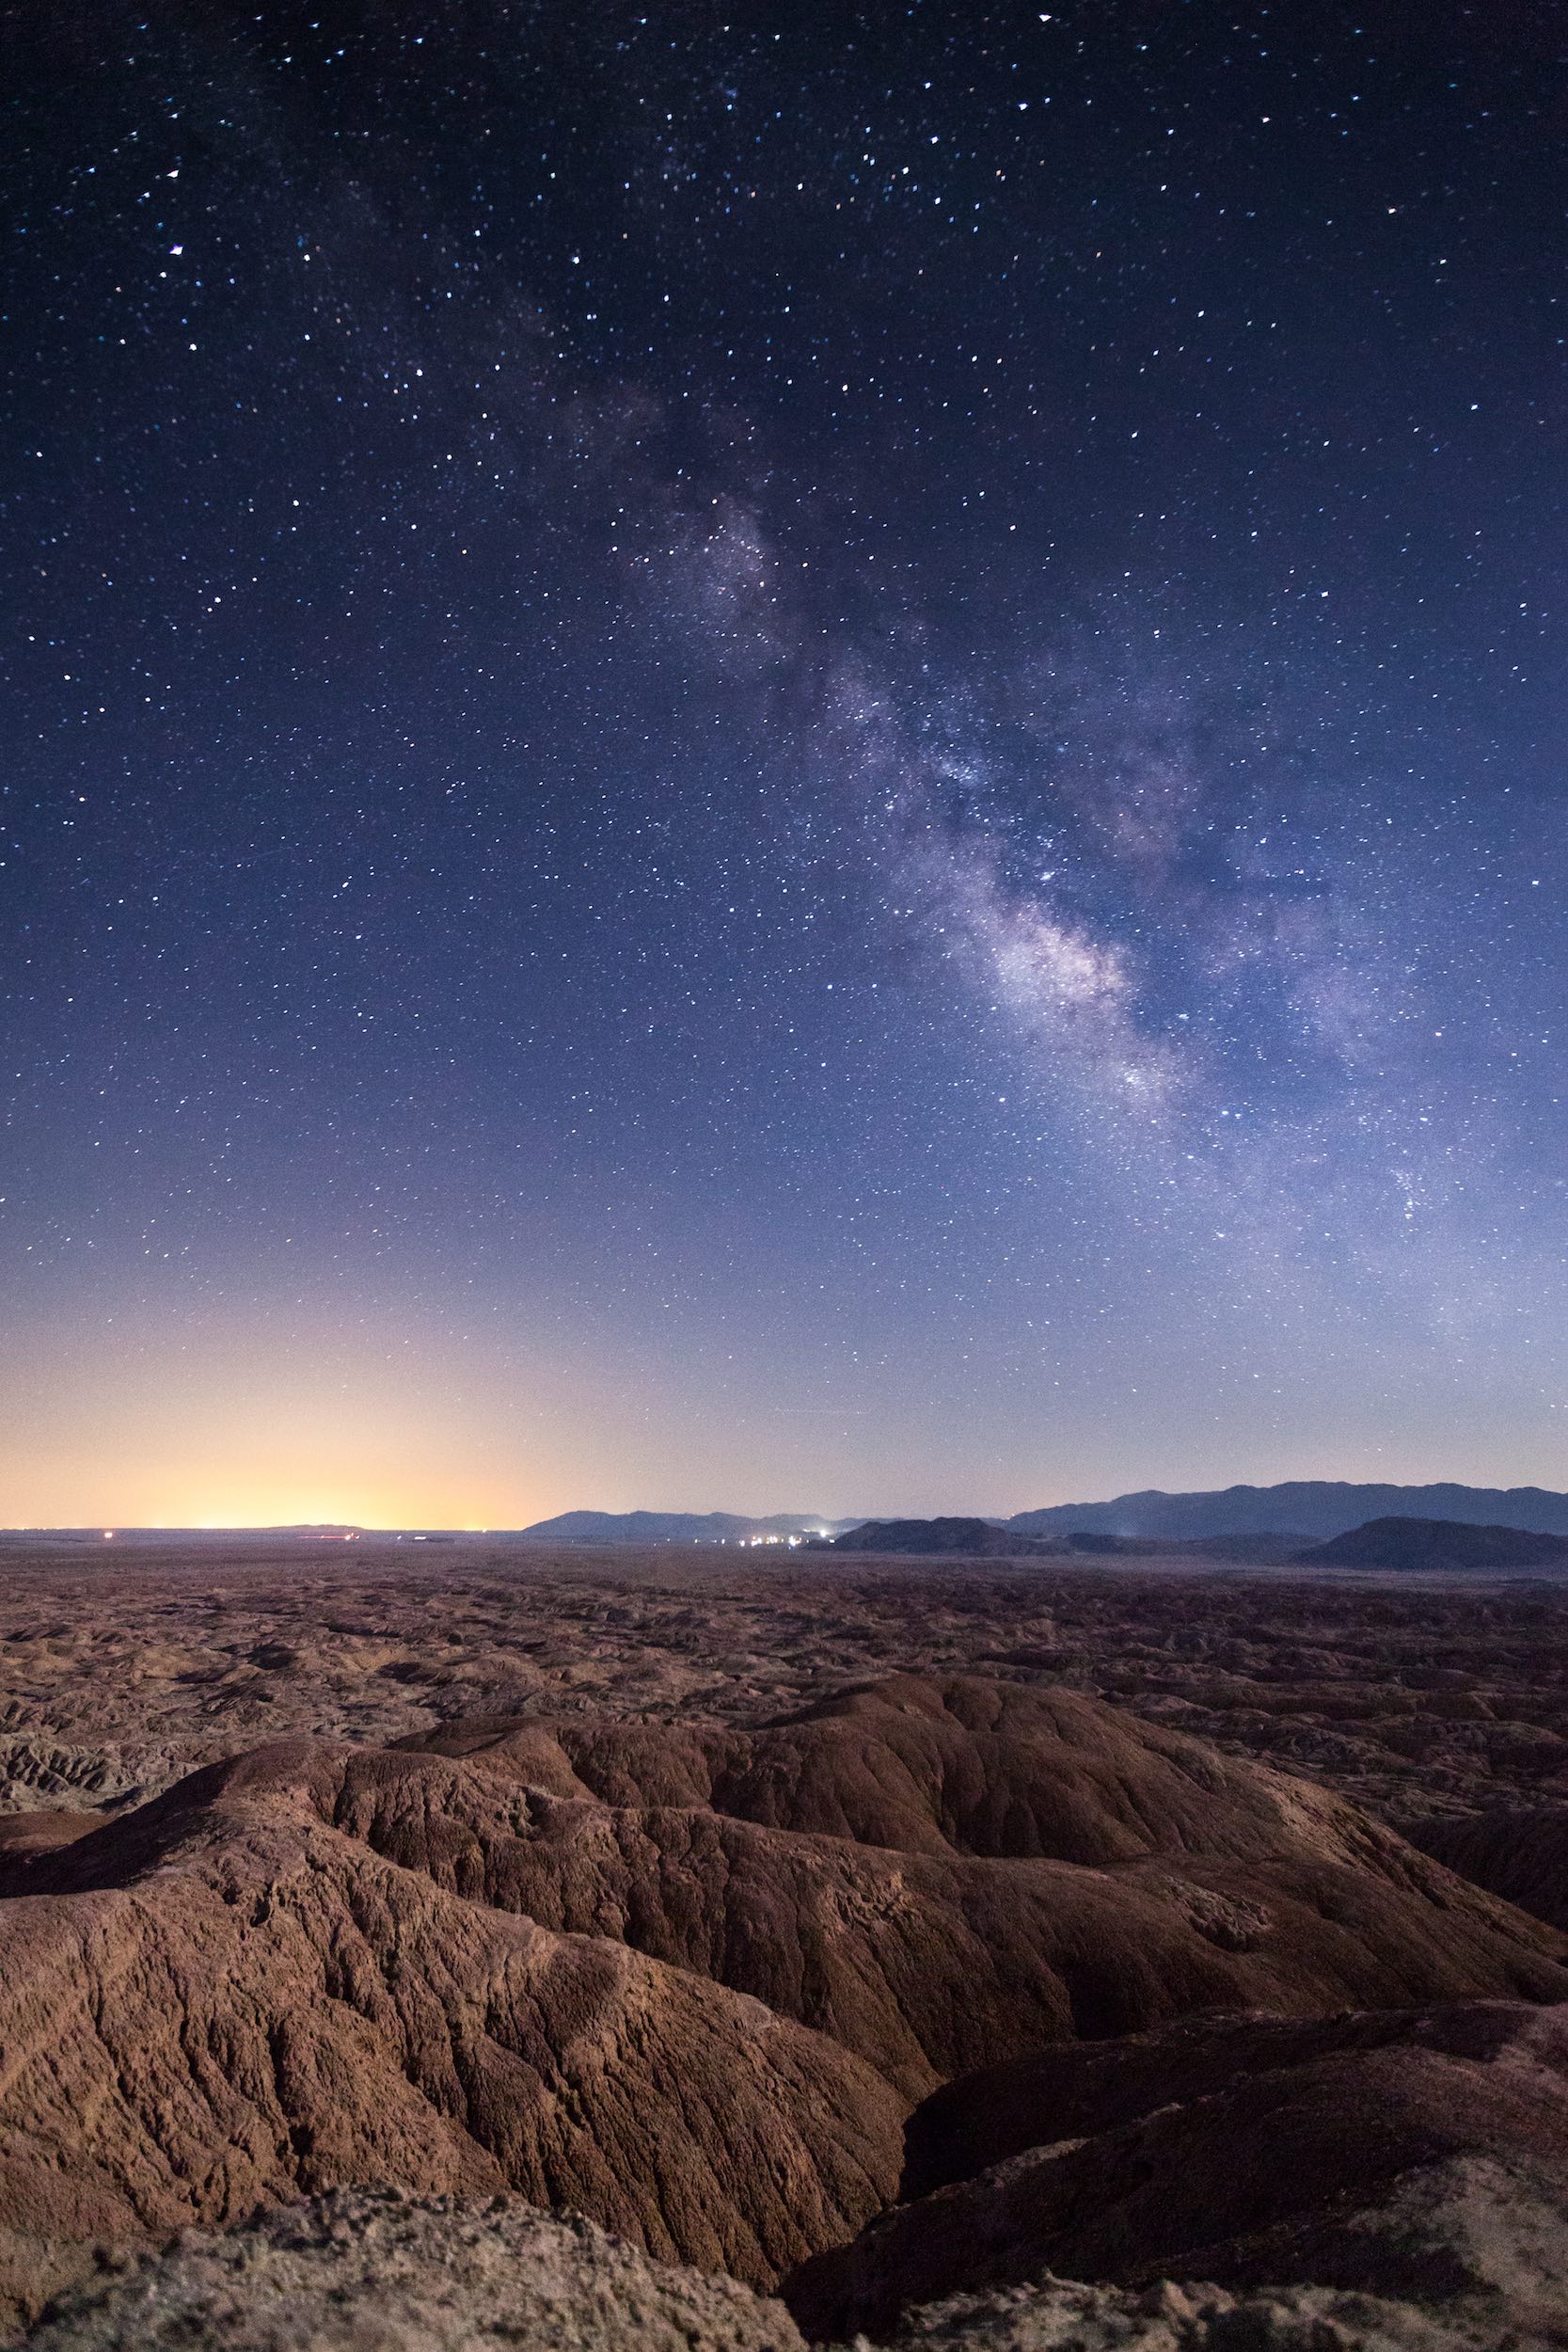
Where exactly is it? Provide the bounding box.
[2,1534,1566,1828]
[12,0,1567,2341]
[0,1535,1563,2347]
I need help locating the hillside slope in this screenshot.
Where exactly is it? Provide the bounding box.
[1,1677,1564,2330]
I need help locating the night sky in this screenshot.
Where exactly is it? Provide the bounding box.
[4,3,1566,1528]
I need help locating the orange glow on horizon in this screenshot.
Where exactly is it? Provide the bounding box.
[0,1457,544,1534]
[0,1314,579,1532]
[165,1484,519,1532]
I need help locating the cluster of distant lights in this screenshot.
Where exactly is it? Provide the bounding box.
[717,1531,833,1547]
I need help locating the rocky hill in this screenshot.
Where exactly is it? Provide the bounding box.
[1296,1518,1568,1572]
[786,2002,1568,2341]
[28,2178,1568,2352]
[827,1518,1042,1556]
[514,1510,845,1546]
[0,1676,1562,2330]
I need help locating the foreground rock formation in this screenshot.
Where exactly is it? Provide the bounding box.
[24,2181,1568,2352]
[0,1677,1561,2337]
[785,2002,1568,2338]
[24,2193,803,2352]
[0,1763,902,2324]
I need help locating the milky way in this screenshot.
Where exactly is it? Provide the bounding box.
[3,5,1564,1523]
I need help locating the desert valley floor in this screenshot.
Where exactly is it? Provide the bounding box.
[2,1538,1566,1830]
[0,1539,1565,2349]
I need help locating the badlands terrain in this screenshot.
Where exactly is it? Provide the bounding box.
[0,1536,1565,2347]
[2,1536,1566,1829]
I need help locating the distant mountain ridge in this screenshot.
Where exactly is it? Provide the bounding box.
[1296,1517,1568,1571]
[515,1486,1568,1549]
[14,1486,1564,1549]
[1008,1482,1568,1542]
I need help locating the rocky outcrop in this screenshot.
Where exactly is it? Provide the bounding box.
[1,1678,1564,2332]
[20,2191,807,2352]
[785,2002,1568,2339]
[24,2182,1568,2352]
[0,1766,901,2328]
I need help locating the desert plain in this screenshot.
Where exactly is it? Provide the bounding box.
[0,1536,1565,2349]
[3,1536,1566,1830]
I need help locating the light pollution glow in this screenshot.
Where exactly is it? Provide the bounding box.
[3,1287,1562,1531]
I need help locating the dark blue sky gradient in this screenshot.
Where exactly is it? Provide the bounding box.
[3,2,1565,1523]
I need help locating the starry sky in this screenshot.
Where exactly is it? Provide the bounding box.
[4,2,1566,1529]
